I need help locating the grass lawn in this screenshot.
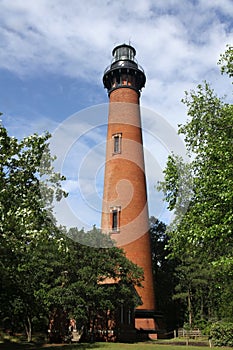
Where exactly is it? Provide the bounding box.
[1,334,231,350]
[0,340,230,350]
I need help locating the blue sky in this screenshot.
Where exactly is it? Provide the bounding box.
[0,0,232,230]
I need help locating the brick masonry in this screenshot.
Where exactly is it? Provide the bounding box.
[101,86,157,326]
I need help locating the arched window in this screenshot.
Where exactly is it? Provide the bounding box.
[112,133,122,154]
[110,206,121,232]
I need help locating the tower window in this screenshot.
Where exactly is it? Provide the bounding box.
[112,133,122,154]
[110,206,121,232]
[114,136,120,153]
[112,210,118,231]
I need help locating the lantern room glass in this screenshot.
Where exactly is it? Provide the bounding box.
[113,46,135,62]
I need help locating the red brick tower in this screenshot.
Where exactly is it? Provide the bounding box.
[102,44,157,335]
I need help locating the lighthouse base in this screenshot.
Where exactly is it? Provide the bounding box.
[134,309,164,340]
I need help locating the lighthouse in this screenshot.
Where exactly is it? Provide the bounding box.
[101,44,157,336]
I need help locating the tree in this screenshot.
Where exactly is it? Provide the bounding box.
[178,83,232,266]
[218,44,233,79]
[149,217,179,330]
[63,227,143,338]
[173,250,211,328]
[0,124,67,341]
[158,46,233,326]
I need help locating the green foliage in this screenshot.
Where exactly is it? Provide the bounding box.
[173,251,211,327]
[46,227,143,327]
[68,225,114,248]
[218,44,233,79]
[210,322,233,347]
[0,125,67,340]
[149,217,179,330]
[158,46,233,327]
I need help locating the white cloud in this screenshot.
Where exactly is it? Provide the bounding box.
[0,0,232,80]
[200,0,233,16]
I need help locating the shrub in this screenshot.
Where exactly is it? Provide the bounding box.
[210,322,233,347]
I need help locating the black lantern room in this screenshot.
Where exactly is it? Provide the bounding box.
[103,44,146,95]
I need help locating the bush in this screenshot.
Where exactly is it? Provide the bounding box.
[210,322,233,347]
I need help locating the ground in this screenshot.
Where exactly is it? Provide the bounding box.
[0,339,232,350]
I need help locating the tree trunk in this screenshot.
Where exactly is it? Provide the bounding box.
[187,290,192,327]
[24,316,32,342]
